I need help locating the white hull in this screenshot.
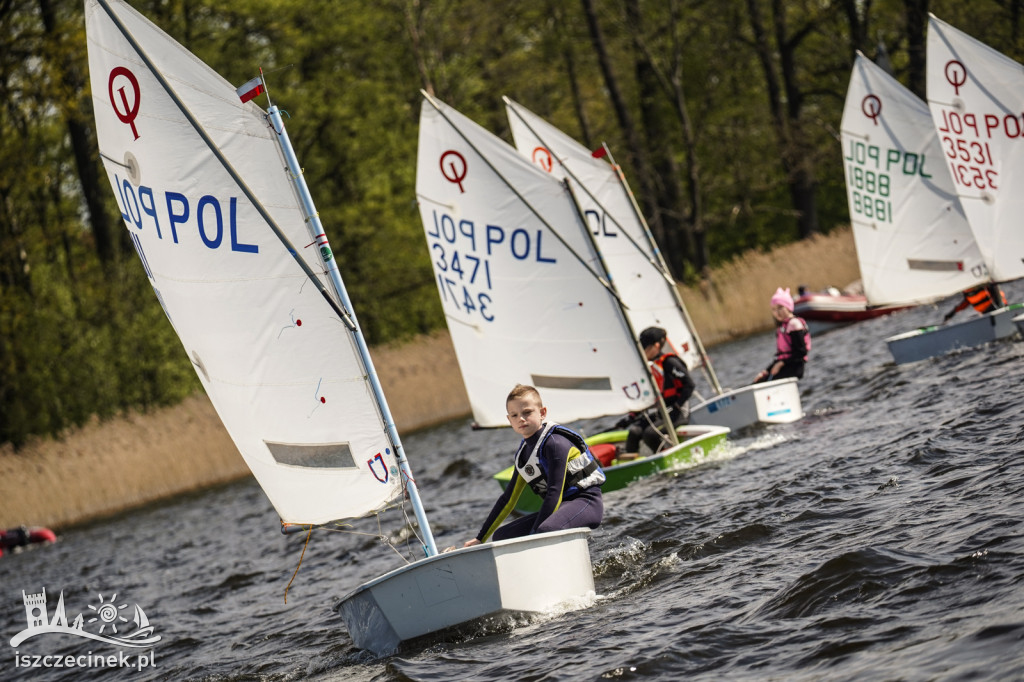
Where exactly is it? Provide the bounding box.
[1014,313,1024,336]
[885,306,1022,365]
[336,528,594,656]
[689,378,802,431]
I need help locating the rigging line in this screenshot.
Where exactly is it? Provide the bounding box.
[97,151,129,168]
[421,90,621,304]
[400,498,427,562]
[563,175,675,444]
[504,97,674,283]
[415,193,456,210]
[602,143,723,395]
[283,525,313,604]
[377,512,414,565]
[95,0,357,333]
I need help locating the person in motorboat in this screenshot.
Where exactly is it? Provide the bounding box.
[615,326,695,461]
[754,287,811,384]
[451,384,605,550]
[942,283,1007,323]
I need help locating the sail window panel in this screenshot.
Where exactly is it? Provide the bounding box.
[906,259,965,272]
[265,441,357,469]
[531,375,612,391]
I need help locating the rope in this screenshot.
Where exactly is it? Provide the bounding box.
[284,525,312,603]
[281,491,429,603]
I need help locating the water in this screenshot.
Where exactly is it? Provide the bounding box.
[4,286,1024,681]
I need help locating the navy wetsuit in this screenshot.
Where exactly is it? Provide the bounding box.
[475,427,603,543]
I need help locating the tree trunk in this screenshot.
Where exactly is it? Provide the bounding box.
[580,0,669,269]
[746,0,820,239]
[550,0,594,150]
[903,0,928,99]
[38,0,122,265]
[403,0,435,95]
[624,0,692,278]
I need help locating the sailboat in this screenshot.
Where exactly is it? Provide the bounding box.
[416,93,728,512]
[879,16,1024,364]
[840,51,1002,365]
[503,99,802,432]
[86,0,594,657]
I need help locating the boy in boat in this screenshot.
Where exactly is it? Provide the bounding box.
[754,287,811,384]
[942,283,1007,322]
[456,384,605,549]
[616,326,695,459]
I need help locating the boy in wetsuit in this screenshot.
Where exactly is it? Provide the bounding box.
[457,384,605,548]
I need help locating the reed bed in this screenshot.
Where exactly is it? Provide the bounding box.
[0,228,858,529]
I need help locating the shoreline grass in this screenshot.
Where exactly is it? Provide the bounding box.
[0,227,859,530]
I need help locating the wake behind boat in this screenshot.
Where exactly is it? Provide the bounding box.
[86,0,595,657]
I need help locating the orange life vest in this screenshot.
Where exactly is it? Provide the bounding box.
[650,353,686,400]
[966,287,1006,314]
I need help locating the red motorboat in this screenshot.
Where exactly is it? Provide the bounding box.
[793,287,913,334]
[0,526,56,557]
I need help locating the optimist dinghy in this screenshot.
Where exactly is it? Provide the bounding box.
[872,17,1024,364]
[505,99,801,432]
[86,0,595,656]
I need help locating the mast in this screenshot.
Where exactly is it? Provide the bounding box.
[94,0,435,549]
[563,180,678,447]
[265,91,439,558]
[502,94,721,395]
[601,144,723,395]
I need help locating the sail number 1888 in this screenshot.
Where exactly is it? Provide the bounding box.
[847,165,892,224]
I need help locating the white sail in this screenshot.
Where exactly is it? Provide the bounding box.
[86,0,402,524]
[841,52,987,306]
[416,95,651,427]
[927,15,1024,282]
[504,99,703,371]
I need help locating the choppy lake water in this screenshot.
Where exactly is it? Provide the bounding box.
[3,284,1024,681]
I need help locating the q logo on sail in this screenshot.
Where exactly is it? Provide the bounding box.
[531,146,554,173]
[108,67,141,140]
[440,150,468,193]
[945,60,968,95]
[861,95,882,126]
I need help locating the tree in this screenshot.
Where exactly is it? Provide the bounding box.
[744,0,823,240]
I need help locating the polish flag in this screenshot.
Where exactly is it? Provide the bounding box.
[236,76,265,103]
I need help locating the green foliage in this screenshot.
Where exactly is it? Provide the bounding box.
[3,0,1024,445]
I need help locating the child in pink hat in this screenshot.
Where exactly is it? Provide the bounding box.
[754,287,811,383]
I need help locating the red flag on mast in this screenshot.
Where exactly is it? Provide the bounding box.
[236,76,265,103]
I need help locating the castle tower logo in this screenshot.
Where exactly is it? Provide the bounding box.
[10,587,161,649]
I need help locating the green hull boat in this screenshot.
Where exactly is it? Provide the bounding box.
[492,424,730,513]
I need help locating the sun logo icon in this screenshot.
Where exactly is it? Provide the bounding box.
[87,593,129,634]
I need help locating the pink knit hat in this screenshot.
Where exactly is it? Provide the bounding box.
[770,287,794,312]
